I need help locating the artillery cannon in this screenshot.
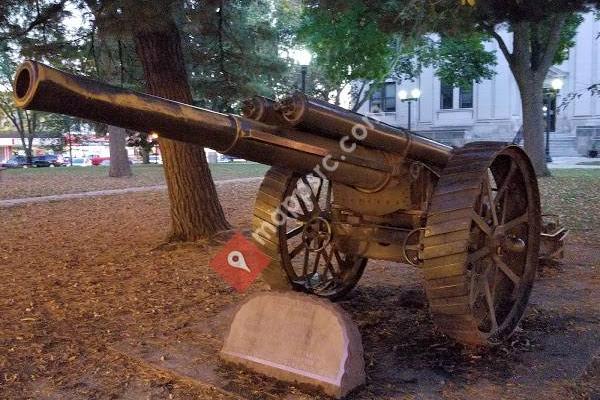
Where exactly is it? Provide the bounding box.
[14,61,542,346]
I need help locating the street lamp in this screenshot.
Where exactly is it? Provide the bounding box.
[399,87,421,131]
[292,49,312,93]
[544,78,564,163]
[150,132,159,164]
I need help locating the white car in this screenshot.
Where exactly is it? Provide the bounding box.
[70,157,92,167]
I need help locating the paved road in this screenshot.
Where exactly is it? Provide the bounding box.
[0,177,263,208]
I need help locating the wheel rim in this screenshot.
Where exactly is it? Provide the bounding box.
[423,144,540,346]
[278,173,366,299]
[467,148,539,340]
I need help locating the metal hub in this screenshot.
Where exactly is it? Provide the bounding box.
[302,216,332,252]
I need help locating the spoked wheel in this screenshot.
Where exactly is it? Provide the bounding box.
[252,168,367,301]
[423,143,541,346]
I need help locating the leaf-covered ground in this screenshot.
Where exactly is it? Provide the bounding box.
[0,170,599,399]
[0,163,269,200]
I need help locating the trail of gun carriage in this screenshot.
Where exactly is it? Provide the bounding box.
[1,1,600,399]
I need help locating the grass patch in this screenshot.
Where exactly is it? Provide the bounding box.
[539,169,600,242]
[1,162,268,200]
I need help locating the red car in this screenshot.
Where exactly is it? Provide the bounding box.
[90,156,110,166]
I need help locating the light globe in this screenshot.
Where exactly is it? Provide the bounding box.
[551,78,564,91]
[294,49,313,66]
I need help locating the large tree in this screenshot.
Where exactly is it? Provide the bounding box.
[113,0,231,240]
[311,0,597,175]
[298,0,497,110]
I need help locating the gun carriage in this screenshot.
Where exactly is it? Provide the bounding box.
[14,61,544,345]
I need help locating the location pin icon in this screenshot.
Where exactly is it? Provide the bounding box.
[227,251,251,273]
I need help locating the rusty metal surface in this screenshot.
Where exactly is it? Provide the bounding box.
[540,214,568,260]
[276,92,452,168]
[241,96,286,126]
[14,61,397,191]
[423,143,541,346]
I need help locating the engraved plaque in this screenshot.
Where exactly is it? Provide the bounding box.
[220,291,365,398]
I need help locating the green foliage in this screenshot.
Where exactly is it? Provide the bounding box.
[184,0,291,112]
[554,13,585,64]
[298,0,392,89]
[433,34,497,88]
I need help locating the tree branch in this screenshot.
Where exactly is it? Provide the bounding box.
[0,101,22,133]
[0,0,67,41]
[484,24,513,65]
[536,14,568,74]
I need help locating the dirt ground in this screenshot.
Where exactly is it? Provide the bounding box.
[1,177,599,399]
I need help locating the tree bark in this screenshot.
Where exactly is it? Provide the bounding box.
[518,77,550,176]
[108,125,132,177]
[489,18,566,177]
[139,147,150,164]
[133,18,230,241]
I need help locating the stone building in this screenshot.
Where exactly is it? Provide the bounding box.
[356,12,600,156]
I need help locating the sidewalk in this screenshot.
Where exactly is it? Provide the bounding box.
[0,176,263,208]
[549,156,600,169]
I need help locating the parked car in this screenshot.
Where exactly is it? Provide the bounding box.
[32,154,66,167]
[96,158,134,166]
[90,156,110,166]
[148,155,163,164]
[70,157,92,167]
[1,156,28,168]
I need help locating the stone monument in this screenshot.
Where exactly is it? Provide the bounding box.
[220,291,365,398]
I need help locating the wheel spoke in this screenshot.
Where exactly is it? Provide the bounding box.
[325,181,332,212]
[483,274,499,330]
[471,210,493,237]
[290,242,305,259]
[485,174,499,226]
[312,250,321,275]
[499,212,528,232]
[494,161,517,207]
[295,194,310,215]
[322,246,337,278]
[315,178,324,205]
[286,225,304,239]
[301,247,310,276]
[301,176,320,211]
[469,272,481,306]
[492,254,521,286]
[333,248,344,266]
[468,246,490,265]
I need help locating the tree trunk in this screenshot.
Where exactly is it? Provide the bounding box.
[108,125,132,177]
[139,147,150,164]
[133,18,230,241]
[519,78,550,176]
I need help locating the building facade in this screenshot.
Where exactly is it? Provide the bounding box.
[356,13,600,156]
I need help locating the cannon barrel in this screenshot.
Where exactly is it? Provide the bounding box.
[275,93,451,167]
[13,61,451,191]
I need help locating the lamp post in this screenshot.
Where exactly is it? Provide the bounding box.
[544,78,564,163]
[151,132,159,164]
[398,88,422,131]
[293,49,312,93]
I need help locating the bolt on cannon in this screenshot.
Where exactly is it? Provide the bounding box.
[14,60,563,346]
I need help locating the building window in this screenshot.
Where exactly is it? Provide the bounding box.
[370,82,396,113]
[459,84,473,109]
[440,81,453,109]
